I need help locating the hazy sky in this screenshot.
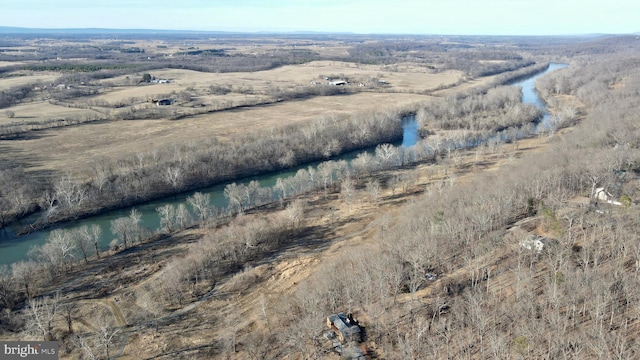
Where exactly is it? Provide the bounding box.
[1,0,638,35]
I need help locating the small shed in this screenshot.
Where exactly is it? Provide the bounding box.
[326,313,361,342]
[521,235,547,253]
[594,187,622,205]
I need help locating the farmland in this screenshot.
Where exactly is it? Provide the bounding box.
[2,32,640,359]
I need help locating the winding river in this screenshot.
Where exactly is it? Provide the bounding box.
[0,63,567,266]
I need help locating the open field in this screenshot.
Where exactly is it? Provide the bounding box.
[145,60,464,93]
[0,58,471,142]
[0,71,61,89]
[0,101,104,125]
[0,33,529,234]
[87,60,463,105]
[0,55,484,174]
[1,92,431,173]
[0,61,22,67]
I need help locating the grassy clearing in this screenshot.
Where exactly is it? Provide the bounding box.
[0,92,430,173]
[146,60,464,93]
[0,71,61,90]
[93,60,464,103]
[0,102,103,125]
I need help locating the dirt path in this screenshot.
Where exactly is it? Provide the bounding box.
[74,298,127,328]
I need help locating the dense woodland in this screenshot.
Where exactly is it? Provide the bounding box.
[1,34,640,359]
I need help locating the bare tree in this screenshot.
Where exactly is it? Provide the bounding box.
[275,177,288,203]
[110,209,142,249]
[340,175,356,209]
[30,229,76,275]
[54,172,87,209]
[26,292,60,340]
[156,204,176,233]
[59,301,77,334]
[187,192,210,223]
[244,180,261,209]
[91,159,111,194]
[176,203,191,229]
[0,265,16,310]
[89,224,102,259]
[72,334,97,360]
[164,166,182,189]
[96,321,120,359]
[11,261,37,299]
[285,199,305,233]
[376,143,399,167]
[366,179,382,205]
[224,183,244,214]
[317,161,336,193]
[73,226,94,264]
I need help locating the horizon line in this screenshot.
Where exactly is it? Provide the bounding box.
[0,25,636,37]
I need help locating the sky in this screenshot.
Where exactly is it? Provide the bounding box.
[1,0,638,36]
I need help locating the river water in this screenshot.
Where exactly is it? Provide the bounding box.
[0,63,567,266]
[510,62,568,129]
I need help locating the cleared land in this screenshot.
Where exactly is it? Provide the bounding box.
[91,60,463,104]
[0,71,60,89]
[0,102,104,125]
[0,60,479,174]
[1,92,431,173]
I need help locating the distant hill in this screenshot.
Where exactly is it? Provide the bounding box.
[0,26,236,35]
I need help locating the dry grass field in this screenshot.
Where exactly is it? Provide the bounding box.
[0,101,104,125]
[117,37,354,57]
[1,92,430,173]
[0,55,479,174]
[0,35,500,180]
[0,71,60,89]
[92,60,463,103]
[145,60,464,93]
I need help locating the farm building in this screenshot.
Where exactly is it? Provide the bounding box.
[326,313,362,342]
[324,313,366,358]
[594,187,622,205]
[521,235,547,253]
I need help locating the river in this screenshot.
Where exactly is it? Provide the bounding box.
[0,63,567,266]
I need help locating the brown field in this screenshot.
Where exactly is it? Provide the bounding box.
[0,51,483,175]
[120,37,354,57]
[91,60,464,104]
[0,101,104,125]
[0,58,478,172]
[0,71,61,90]
[1,92,431,173]
[150,60,463,93]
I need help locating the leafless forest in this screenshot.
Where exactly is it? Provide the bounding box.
[1,32,640,359]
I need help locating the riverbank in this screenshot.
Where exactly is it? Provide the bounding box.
[0,62,548,237]
[0,63,564,266]
[1,113,578,357]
